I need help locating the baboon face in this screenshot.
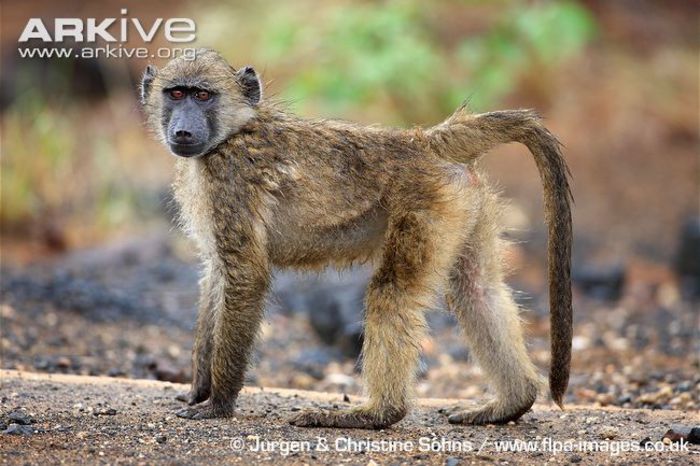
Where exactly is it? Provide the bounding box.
[141,49,263,158]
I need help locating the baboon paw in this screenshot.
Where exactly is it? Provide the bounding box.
[447,402,530,425]
[289,406,405,430]
[175,401,232,420]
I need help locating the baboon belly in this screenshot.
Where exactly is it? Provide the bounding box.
[267,202,388,268]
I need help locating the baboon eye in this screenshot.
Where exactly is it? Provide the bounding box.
[195,90,211,101]
[169,89,185,100]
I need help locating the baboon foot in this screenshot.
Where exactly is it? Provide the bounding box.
[448,398,534,425]
[175,400,233,420]
[288,405,406,430]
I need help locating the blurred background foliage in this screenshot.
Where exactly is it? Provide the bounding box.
[197,0,595,122]
[0,0,697,267]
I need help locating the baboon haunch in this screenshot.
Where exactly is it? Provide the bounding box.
[141,49,572,429]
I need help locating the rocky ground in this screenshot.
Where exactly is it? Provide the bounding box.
[1,234,697,413]
[1,370,699,465]
[1,233,699,464]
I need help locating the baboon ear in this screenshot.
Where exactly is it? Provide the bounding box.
[140,65,158,105]
[235,66,262,106]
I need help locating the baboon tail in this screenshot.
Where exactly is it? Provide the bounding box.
[427,107,573,408]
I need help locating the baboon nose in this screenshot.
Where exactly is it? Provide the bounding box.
[173,130,194,144]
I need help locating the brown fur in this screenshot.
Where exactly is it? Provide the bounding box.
[142,49,573,428]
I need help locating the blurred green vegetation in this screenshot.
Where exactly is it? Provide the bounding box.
[2,95,75,225]
[1,0,595,250]
[196,0,595,123]
[1,0,696,260]
[1,87,170,247]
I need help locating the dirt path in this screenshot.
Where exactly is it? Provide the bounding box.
[1,370,697,465]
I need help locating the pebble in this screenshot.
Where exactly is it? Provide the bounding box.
[676,380,693,392]
[599,426,619,439]
[662,425,700,444]
[690,427,700,445]
[2,423,34,435]
[56,356,71,369]
[94,408,117,416]
[8,410,33,425]
[639,436,653,447]
[155,435,167,444]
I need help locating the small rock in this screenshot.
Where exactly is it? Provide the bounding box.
[56,356,71,369]
[572,264,625,301]
[107,367,126,377]
[639,436,653,447]
[689,427,700,445]
[151,359,188,384]
[445,457,460,466]
[94,408,117,416]
[291,347,336,380]
[155,435,167,444]
[676,381,693,392]
[569,454,582,463]
[3,423,33,435]
[279,269,368,358]
[662,425,700,444]
[343,393,351,403]
[599,426,618,439]
[8,410,33,425]
[596,393,614,406]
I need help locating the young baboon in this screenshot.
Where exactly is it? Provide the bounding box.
[141,49,572,429]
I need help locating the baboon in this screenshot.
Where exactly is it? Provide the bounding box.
[141,49,572,429]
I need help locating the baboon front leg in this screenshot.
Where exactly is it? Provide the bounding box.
[177,250,270,420]
[446,241,541,425]
[176,265,217,405]
[290,208,465,429]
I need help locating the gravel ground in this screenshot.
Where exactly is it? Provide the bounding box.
[1,236,697,412]
[1,370,698,465]
[1,235,698,465]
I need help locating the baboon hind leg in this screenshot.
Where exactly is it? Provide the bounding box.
[447,223,541,425]
[290,206,467,429]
